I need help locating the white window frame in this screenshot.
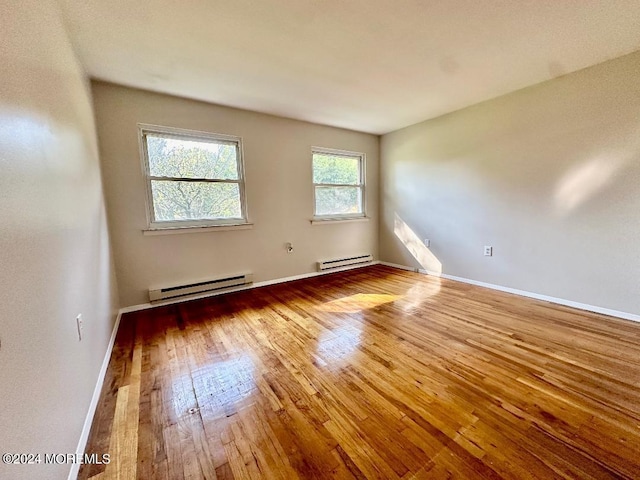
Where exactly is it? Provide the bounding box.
[312,147,366,221]
[138,124,249,230]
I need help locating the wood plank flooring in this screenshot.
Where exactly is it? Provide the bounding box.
[79,265,640,479]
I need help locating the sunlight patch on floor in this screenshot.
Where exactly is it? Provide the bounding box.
[317,293,402,313]
[316,324,362,363]
[400,280,442,311]
[189,355,256,413]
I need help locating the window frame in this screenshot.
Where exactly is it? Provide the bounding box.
[138,124,249,230]
[312,146,366,221]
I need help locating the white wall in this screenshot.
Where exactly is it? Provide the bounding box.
[0,1,119,479]
[91,82,379,307]
[380,51,640,316]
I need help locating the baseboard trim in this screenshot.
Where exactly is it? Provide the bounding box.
[119,261,381,314]
[68,259,636,479]
[378,261,417,272]
[72,261,380,475]
[380,261,640,323]
[68,310,122,480]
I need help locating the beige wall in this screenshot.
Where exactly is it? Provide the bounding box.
[92,82,379,307]
[380,51,640,316]
[0,1,119,479]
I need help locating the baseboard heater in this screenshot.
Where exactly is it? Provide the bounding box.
[317,254,373,272]
[149,273,253,302]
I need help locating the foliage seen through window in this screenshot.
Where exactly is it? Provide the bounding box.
[312,150,365,218]
[142,129,246,227]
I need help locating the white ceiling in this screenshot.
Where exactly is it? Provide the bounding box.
[59,0,640,134]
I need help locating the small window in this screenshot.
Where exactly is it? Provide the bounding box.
[312,147,365,219]
[139,125,248,229]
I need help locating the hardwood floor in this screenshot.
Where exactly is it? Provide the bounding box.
[79,265,640,479]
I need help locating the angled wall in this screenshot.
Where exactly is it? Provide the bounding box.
[0,1,119,479]
[380,51,640,316]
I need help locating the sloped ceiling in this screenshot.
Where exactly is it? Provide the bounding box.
[59,0,640,134]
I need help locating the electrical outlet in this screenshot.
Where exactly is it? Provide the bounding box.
[76,314,83,341]
[423,239,430,247]
[484,246,493,256]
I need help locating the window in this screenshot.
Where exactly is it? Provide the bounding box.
[139,125,248,229]
[312,147,366,219]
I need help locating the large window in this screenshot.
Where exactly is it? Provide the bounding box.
[312,147,366,219]
[139,125,248,229]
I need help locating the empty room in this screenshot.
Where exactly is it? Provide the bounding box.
[2,1,640,479]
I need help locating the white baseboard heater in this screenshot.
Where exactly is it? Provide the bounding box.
[317,254,373,272]
[149,273,253,302]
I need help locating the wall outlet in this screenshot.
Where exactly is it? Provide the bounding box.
[423,238,430,247]
[76,314,83,341]
[484,246,493,256]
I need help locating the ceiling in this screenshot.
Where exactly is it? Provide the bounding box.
[59,0,640,134]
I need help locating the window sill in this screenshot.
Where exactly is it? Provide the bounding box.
[311,217,370,225]
[143,223,253,236]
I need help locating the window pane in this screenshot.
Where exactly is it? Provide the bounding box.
[151,180,242,221]
[313,153,360,185]
[146,135,238,180]
[315,186,363,216]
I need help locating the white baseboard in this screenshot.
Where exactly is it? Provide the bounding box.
[380,261,639,322]
[120,261,381,314]
[378,261,417,272]
[70,261,380,478]
[68,310,122,480]
[68,259,636,480]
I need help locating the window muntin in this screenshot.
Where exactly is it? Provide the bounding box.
[140,125,247,228]
[312,148,365,219]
